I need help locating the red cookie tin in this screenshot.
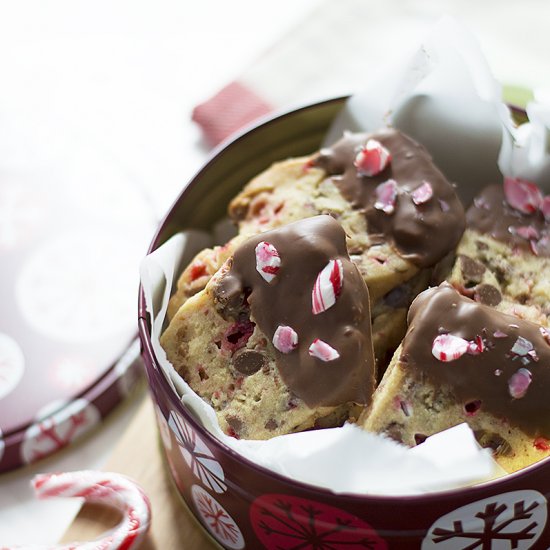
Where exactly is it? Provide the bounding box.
[138,98,550,548]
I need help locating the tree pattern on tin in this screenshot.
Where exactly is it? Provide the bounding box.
[250,494,388,549]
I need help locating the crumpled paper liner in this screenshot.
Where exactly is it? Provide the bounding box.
[138,17,550,495]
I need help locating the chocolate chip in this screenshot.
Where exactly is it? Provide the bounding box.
[474,284,502,306]
[476,240,489,251]
[233,350,267,376]
[226,415,243,435]
[414,433,428,445]
[212,270,247,320]
[475,430,513,457]
[460,255,486,283]
[384,285,410,308]
[264,419,278,431]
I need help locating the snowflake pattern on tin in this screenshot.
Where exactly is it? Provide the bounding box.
[20,398,101,464]
[422,490,547,550]
[251,493,388,549]
[0,332,25,400]
[49,356,97,392]
[168,411,226,494]
[15,229,142,342]
[192,485,244,549]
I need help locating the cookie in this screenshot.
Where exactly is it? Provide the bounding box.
[446,180,550,327]
[359,284,550,472]
[161,216,375,439]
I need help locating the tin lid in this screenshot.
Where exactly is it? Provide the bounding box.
[0,156,156,472]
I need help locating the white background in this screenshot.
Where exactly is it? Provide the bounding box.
[0,0,549,545]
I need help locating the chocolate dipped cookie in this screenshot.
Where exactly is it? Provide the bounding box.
[446,179,550,328]
[359,283,550,472]
[161,216,376,439]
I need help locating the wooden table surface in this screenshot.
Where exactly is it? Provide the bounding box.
[61,395,217,549]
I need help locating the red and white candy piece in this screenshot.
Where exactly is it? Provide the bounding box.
[511,336,535,357]
[432,334,469,362]
[508,368,532,399]
[354,139,391,177]
[312,259,343,315]
[503,177,543,214]
[255,241,280,283]
[509,225,540,241]
[374,179,398,214]
[23,470,151,550]
[273,325,298,354]
[308,339,340,362]
[411,181,434,205]
[467,335,485,355]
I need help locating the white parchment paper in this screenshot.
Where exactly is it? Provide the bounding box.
[139,18,550,495]
[325,17,550,201]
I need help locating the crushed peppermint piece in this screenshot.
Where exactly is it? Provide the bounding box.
[439,199,450,212]
[534,437,550,451]
[312,259,344,315]
[503,177,543,214]
[308,339,340,362]
[272,325,298,354]
[411,181,434,205]
[255,241,281,283]
[432,334,469,362]
[540,326,550,345]
[511,336,535,357]
[467,335,485,355]
[509,225,540,241]
[374,179,398,214]
[493,330,508,339]
[508,368,532,399]
[495,369,502,376]
[354,139,391,176]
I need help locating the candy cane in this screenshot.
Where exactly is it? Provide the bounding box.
[6,470,151,550]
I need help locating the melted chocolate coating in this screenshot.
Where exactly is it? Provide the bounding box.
[467,183,550,257]
[214,215,375,408]
[404,284,550,438]
[313,129,465,268]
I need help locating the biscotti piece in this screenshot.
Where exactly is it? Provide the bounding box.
[359,284,550,473]
[446,180,550,327]
[161,215,375,440]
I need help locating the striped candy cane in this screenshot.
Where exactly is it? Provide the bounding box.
[6,470,151,550]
